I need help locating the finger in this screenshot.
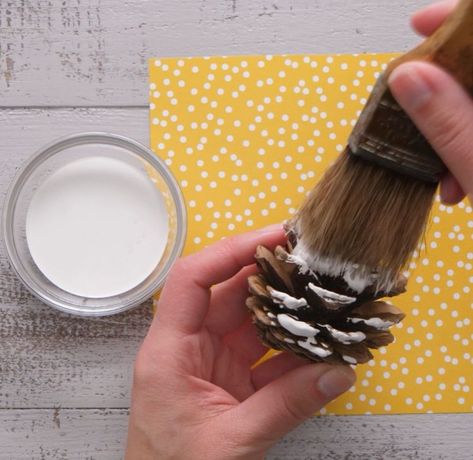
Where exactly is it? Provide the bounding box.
[388,61,473,198]
[251,352,308,390]
[234,364,355,445]
[154,224,284,335]
[205,264,258,336]
[411,0,457,37]
[224,317,269,365]
[440,172,466,204]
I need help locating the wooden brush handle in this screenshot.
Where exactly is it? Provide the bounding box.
[349,0,473,183]
[387,0,473,95]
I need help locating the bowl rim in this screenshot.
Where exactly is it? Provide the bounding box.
[2,132,187,317]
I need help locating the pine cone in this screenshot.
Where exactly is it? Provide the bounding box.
[246,229,406,365]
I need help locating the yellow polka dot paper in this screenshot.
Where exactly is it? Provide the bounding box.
[149,54,473,415]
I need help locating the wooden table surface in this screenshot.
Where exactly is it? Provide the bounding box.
[1,1,472,458]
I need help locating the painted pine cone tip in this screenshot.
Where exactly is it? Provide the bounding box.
[246,244,406,365]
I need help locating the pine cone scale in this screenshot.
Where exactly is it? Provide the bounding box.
[255,246,295,294]
[247,234,406,365]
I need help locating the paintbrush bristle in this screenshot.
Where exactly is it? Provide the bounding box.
[292,148,437,288]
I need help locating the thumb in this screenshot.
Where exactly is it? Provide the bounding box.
[233,364,355,445]
[388,61,473,199]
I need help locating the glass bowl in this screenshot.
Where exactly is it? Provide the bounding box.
[2,133,186,316]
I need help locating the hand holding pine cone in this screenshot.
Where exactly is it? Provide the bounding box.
[246,228,406,365]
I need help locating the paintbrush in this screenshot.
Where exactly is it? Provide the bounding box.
[292,0,473,292]
[246,0,473,365]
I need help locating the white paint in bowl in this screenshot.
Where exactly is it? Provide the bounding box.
[26,155,169,298]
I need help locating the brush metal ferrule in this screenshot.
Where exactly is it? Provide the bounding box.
[348,77,446,184]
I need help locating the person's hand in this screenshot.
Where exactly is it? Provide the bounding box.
[125,225,355,460]
[388,0,473,204]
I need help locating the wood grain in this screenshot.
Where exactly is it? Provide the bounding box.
[0,0,430,106]
[0,409,128,459]
[0,108,151,409]
[0,297,152,409]
[0,107,148,199]
[1,409,472,459]
[268,413,473,460]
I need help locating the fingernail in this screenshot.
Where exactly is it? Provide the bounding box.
[388,63,433,111]
[256,223,284,234]
[440,173,466,205]
[317,366,356,399]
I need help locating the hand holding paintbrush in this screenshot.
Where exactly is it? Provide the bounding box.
[390,2,473,205]
[247,0,473,365]
[301,0,472,290]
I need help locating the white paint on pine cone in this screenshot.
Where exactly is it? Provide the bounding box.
[297,338,332,358]
[286,252,313,276]
[348,317,395,331]
[343,355,358,364]
[307,283,356,305]
[323,324,366,344]
[343,268,378,294]
[289,239,396,294]
[277,314,319,337]
[269,288,308,310]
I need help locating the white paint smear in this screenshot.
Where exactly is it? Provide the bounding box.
[348,317,395,331]
[277,313,319,337]
[323,323,366,344]
[269,287,308,310]
[297,338,332,358]
[307,282,356,304]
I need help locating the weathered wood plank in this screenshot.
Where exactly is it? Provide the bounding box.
[0,408,128,459]
[268,414,473,459]
[0,298,152,408]
[0,108,151,408]
[1,409,472,459]
[0,107,148,199]
[0,0,430,106]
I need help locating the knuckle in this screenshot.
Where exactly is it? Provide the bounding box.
[218,235,237,257]
[217,235,242,266]
[169,257,188,275]
[166,256,193,284]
